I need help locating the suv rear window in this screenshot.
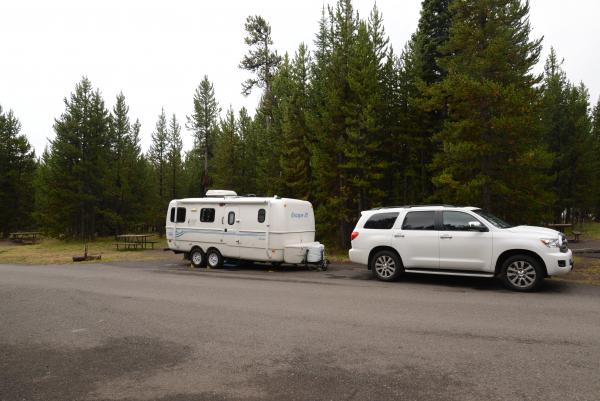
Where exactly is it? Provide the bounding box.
[402,211,435,230]
[364,212,399,230]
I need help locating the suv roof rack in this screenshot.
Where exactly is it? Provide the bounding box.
[371,204,456,210]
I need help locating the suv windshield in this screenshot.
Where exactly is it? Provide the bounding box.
[472,209,512,229]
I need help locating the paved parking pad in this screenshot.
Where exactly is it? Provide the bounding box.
[1,261,599,401]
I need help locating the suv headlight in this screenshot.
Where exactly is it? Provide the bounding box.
[540,238,560,248]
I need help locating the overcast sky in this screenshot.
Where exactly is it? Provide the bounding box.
[1,0,599,155]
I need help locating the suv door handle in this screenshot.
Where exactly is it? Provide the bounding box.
[394,234,404,238]
[440,234,452,239]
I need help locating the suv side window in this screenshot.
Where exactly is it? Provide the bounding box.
[442,211,483,231]
[363,212,399,229]
[402,211,435,230]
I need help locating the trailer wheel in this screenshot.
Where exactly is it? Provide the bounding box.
[206,249,223,268]
[189,248,205,268]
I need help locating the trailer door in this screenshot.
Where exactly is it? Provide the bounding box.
[223,206,240,258]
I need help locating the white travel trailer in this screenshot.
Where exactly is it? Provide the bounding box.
[166,190,327,269]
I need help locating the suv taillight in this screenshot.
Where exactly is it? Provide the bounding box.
[351,231,359,241]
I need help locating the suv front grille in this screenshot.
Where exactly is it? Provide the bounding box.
[560,234,568,253]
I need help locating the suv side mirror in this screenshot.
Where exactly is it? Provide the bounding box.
[468,221,487,232]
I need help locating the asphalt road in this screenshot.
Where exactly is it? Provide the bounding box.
[1,259,599,401]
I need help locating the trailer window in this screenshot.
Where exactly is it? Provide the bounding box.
[176,207,186,223]
[258,209,266,223]
[170,207,175,222]
[228,211,235,225]
[200,208,215,223]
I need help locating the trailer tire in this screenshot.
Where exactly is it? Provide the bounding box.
[189,248,205,268]
[206,249,223,269]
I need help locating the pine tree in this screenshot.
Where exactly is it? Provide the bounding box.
[255,53,293,195]
[416,0,452,85]
[541,50,598,221]
[379,46,406,204]
[310,0,360,247]
[395,40,428,204]
[33,148,51,231]
[239,15,282,96]
[186,76,219,195]
[565,83,596,221]
[106,92,132,233]
[148,108,169,234]
[125,119,153,229]
[592,99,600,216]
[343,20,387,212]
[0,106,37,237]
[181,149,204,198]
[213,107,241,190]
[167,114,183,199]
[237,107,258,195]
[428,0,552,223]
[40,77,112,238]
[240,15,283,195]
[412,0,453,200]
[280,44,312,199]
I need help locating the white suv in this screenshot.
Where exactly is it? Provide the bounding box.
[349,205,573,291]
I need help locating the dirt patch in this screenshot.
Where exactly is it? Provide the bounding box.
[554,256,600,286]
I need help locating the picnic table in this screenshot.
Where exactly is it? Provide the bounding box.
[9,232,41,244]
[547,223,572,233]
[114,234,157,250]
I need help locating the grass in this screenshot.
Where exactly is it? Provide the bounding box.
[1,234,599,286]
[553,255,600,286]
[573,222,600,240]
[326,249,351,263]
[0,236,171,265]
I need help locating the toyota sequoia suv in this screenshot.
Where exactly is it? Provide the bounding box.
[349,205,573,291]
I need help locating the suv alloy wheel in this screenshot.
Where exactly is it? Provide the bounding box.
[371,250,403,282]
[500,254,544,291]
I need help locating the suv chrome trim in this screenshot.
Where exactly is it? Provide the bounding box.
[404,268,495,278]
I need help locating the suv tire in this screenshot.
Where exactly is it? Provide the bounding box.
[500,254,544,292]
[371,250,403,282]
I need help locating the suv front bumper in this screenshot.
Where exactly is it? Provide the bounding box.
[543,249,573,276]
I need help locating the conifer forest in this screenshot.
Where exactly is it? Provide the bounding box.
[2,0,600,248]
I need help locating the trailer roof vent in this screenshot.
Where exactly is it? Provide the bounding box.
[205,190,238,197]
